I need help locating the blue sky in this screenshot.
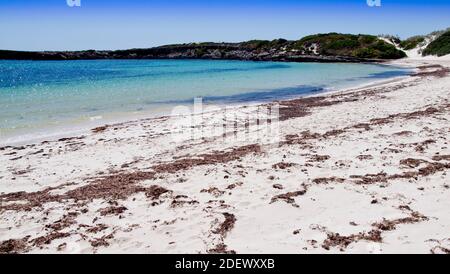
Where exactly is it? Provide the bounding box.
[0,0,449,51]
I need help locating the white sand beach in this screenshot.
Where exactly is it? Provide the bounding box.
[1,57,449,254]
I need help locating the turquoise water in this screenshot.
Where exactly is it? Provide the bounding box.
[0,59,409,144]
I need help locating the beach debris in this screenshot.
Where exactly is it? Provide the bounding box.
[213,213,236,237]
[323,129,346,138]
[400,158,428,168]
[273,184,284,190]
[414,139,436,152]
[0,238,30,254]
[351,123,372,131]
[272,162,297,170]
[170,195,199,208]
[32,232,71,247]
[418,162,450,176]
[85,224,109,234]
[322,229,382,251]
[431,246,450,254]
[92,126,108,133]
[226,182,243,190]
[357,155,374,161]
[46,212,79,231]
[322,211,429,251]
[90,233,115,248]
[313,177,345,184]
[350,172,389,184]
[412,65,450,78]
[432,155,450,161]
[207,243,236,254]
[145,185,171,200]
[58,136,86,142]
[393,130,413,136]
[201,187,225,197]
[278,96,342,121]
[57,243,67,252]
[1,144,261,212]
[308,154,331,162]
[270,190,307,207]
[152,144,261,174]
[98,206,128,216]
[372,211,428,231]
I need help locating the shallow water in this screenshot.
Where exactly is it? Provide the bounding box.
[0,59,410,144]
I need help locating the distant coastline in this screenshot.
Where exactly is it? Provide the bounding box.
[0,33,407,63]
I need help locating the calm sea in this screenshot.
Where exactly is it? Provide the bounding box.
[0,59,410,144]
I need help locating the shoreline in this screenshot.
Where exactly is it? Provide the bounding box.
[1,57,449,254]
[0,61,413,147]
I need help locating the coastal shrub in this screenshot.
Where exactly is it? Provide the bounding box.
[242,40,270,49]
[242,39,288,50]
[400,36,425,50]
[354,48,377,58]
[359,35,378,44]
[422,30,450,56]
[291,33,406,59]
[195,48,207,57]
[327,39,360,50]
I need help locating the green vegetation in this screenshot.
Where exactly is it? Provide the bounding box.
[194,48,207,56]
[1,32,413,61]
[291,33,406,59]
[399,36,425,50]
[241,39,288,50]
[422,30,450,57]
